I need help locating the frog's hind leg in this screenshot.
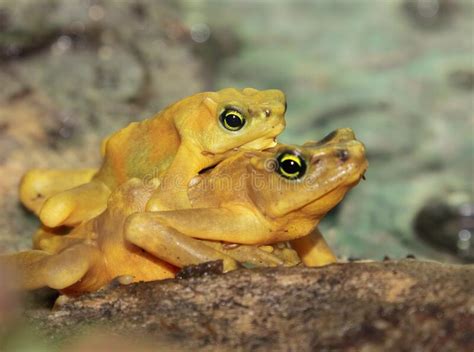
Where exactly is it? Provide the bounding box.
[39,180,111,227]
[125,219,239,273]
[20,169,97,215]
[125,206,290,271]
[0,244,102,291]
[290,228,337,267]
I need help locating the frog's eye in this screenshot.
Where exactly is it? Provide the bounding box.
[277,152,306,180]
[220,108,246,131]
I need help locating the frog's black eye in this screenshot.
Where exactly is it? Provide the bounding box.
[277,152,306,180]
[220,109,246,131]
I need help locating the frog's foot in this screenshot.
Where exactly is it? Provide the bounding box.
[125,217,239,272]
[0,244,101,290]
[290,229,337,267]
[39,181,111,227]
[263,244,302,267]
[20,169,97,215]
[202,241,286,267]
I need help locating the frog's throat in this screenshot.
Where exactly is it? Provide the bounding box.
[301,167,366,213]
[200,136,277,159]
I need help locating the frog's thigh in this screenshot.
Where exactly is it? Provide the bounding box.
[39,180,111,227]
[129,207,266,244]
[1,244,101,290]
[290,228,337,267]
[125,219,238,272]
[20,168,97,215]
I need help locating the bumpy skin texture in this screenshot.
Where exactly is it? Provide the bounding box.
[20,88,287,227]
[2,129,367,295]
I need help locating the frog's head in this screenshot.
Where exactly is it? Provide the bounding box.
[176,87,286,156]
[247,128,368,220]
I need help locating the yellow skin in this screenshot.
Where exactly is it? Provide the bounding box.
[20,88,286,227]
[2,129,367,295]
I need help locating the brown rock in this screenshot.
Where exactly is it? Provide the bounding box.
[25,260,474,351]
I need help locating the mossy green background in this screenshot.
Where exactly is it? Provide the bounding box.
[0,0,472,262]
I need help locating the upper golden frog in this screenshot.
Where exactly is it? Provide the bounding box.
[20,88,286,227]
[2,129,367,295]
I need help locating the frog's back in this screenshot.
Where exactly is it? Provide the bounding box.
[94,113,181,188]
[188,153,253,208]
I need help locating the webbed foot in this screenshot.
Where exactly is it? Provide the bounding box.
[290,228,337,267]
[0,244,104,291]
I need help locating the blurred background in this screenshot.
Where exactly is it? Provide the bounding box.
[0,0,472,263]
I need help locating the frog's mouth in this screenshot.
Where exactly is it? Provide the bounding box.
[199,136,277,174]
[200,132,279,161]
[239,121,285,151]
[240,136,277,151]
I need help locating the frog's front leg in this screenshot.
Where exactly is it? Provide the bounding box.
[0,244,103,290]
[125,205,274,271]
[290,228,337,267]
[146,146,207,211]
[39,180,111,227]
[127,205,271,245]
[20,168,97,215]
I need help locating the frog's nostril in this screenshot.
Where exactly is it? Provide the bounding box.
[311,157,321,165]
[336,149,349,162]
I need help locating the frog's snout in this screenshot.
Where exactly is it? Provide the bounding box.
[308,132,366,168]
[335,141,366,164]
[261,102,286,120]
[260,89,287,118]
[242,88,287,120]
[308,138,367,183]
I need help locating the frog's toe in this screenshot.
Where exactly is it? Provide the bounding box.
[39,194,76,228]
[105,275,135,289]
[19,169,97,215]
[39,181,110,227]
[19,169,49,213]
[53,295,70,309]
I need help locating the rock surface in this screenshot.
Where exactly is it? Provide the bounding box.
[21,260,474,351]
